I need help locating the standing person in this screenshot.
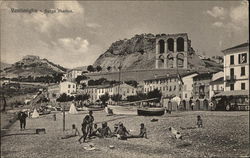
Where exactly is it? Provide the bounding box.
[197,115,203,128]
[84,111,94,138]
[18,110,28,130]
[78,119,88,143]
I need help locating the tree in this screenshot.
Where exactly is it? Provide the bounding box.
[147,89,162,103]
[125,80,138,88]
[74,94,89,102]
[75,75,87,84]
[56,93,74,102]
[96,65,102,72]
[87,65,95,72]
[111,94,122,102]
[99,93,109,105]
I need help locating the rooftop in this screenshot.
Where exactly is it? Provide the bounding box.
[222,42,249,53]
[210,77,224,85]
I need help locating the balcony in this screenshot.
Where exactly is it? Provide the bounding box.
[225,75,236,82]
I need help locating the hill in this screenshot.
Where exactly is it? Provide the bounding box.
[1,55,67,78]
[93,33,222,71]
[0,62,11,70]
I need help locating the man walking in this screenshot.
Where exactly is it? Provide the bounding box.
[84,111,94,138]
[18,110,28,130]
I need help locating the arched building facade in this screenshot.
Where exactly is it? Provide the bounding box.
[155,33,191,69]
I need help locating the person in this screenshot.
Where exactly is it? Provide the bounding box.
[18,110,28,130]
[100,122,112,138]
[138,123,147,138]
[116,122,130,140]
[84,111,94,138]
[78,119,88,143]
[197,115,203,128]
[191,102,195,111]
[90,124,102,137]
[126,123,148,139]
[61,124,80,139]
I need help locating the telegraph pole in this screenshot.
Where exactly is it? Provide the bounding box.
[117,63,122,106]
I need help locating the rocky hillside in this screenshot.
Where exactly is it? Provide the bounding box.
[1,55,67,78]
[0,62,11,70]
[93,34,221,71]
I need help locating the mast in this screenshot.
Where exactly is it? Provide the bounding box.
[117,63,122,105]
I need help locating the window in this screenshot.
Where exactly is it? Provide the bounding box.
[241,83,246,90]
[230,84,234,91]
[68,84,71,88]
[68,90,70,93]
[185,93,187,98]
[73,85,75,88]
[241,67,245,76]
[230,68,234,77]
[238,53,247,64]
[230,55,234,65]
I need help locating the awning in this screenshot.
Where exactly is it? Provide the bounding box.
[214,90,249,97]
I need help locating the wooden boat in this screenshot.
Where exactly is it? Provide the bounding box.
[78,105,104,111]
[137,107,165,116]
[107,105,137,115]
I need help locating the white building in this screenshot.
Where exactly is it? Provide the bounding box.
[60,81,77,95]
[209,71,224,99]
[66,69,82,81]
[222,42,249,91]
[181,72,198,100]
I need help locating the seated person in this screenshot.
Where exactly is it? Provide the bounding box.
[138,123,147,138]
[126,123,148,139]
[90,124,102,137]
[100,122,112,138]
[61,124,80,139]
[116,122,130,140]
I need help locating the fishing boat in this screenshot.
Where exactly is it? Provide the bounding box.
[137,107,165,116]
[107,104,137,115]
[78,105,104,111]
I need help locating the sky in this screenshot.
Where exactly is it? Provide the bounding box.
[0,0,248,68]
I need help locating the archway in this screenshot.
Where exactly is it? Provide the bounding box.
[182,100,186,110]
[158,55,164,68]
[196,99,200,110]
[177,37,184,52]
[159,40,165,54]
[176,53,184,68]
[203,99,208,110]
[167,38,174,52]
[167,54,174,68]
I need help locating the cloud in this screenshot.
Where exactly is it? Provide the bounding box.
[22,1,84,33]
[57,37,89,53]
[212,21,224,28]
[206,6,227,19]
[207,1,248,32]
[86,22,101,28]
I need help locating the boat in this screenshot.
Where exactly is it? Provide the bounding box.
[77,105,104,111]
[137,107,165,116]
[107,104,137,115]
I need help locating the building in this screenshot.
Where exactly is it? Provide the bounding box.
[181,72,198,100]
[155,33,195,69]
[83,83,137,103]
[209,77,224,99]
[66,69,83,81]
[47,81,77,100]
[222,42,249,91]
[192,72,215,99]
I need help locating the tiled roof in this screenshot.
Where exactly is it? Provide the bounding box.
[222,42,249,53]
[210,77,224,85]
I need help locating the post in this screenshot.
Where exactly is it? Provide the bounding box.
[63,103,65,131]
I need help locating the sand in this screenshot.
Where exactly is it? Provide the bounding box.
[1,110,249,158]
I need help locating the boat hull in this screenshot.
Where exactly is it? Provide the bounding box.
[137,108,165,116]
[107,105,137,115]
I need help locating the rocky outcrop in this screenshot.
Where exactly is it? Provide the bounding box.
[93,33,220,71]
[1,55,67,78]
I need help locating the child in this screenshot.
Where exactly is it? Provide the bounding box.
[197,115,203,128]
[90,124,102,137]
[138,123,147,138]
[169,127,182,139]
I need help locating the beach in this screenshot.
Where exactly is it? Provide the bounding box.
[1,110,249,158]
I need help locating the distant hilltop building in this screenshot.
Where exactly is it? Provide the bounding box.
[22,55,40,61]
[155,33,194,69]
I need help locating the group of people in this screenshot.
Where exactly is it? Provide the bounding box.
[76,111,147,143]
